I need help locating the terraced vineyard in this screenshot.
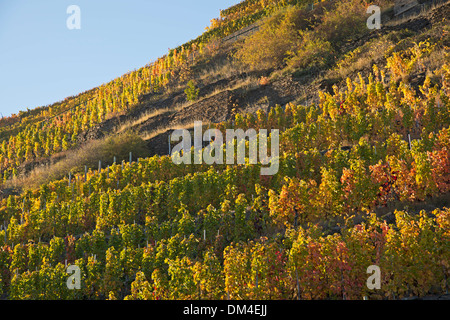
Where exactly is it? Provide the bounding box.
[0,0,449,300]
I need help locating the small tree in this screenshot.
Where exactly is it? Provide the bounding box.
[185,80,199,102]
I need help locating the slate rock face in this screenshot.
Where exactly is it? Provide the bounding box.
[394,0,419,16]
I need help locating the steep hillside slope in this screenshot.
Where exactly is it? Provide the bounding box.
[73,0,450,157]
[0,0,449,301]
[4,0,447,190]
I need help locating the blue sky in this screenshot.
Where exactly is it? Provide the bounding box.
[0,0,241,118]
